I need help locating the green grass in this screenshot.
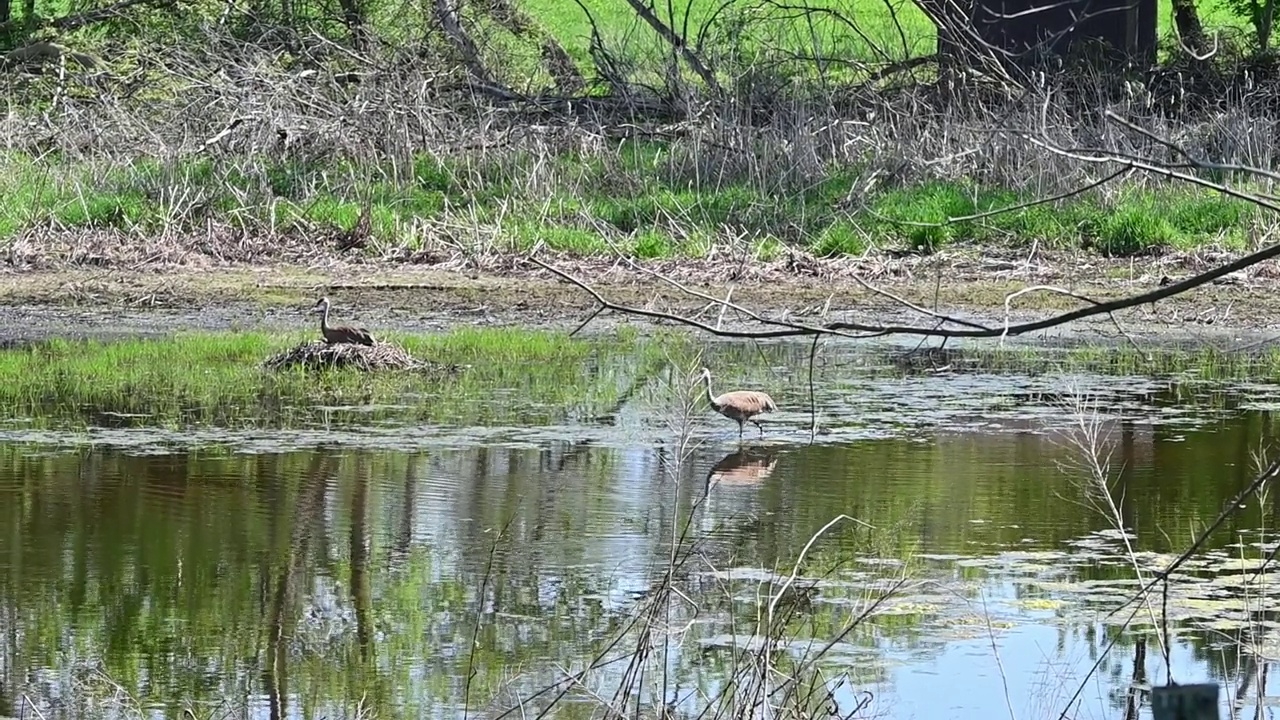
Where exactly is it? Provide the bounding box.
[0,149,1264,260]
[523,0,937,70]
[5,0,1253,62]
[0,328,656,428]
[0,0,1267,264]
[862,182,1258,256]
[505,0,1255,83]
[508,0,1253,80]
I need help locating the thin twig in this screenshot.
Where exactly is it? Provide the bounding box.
[533,238,1280,340]
[464,513,519,720]
[868,166,1133,229]
[807,334,820,444]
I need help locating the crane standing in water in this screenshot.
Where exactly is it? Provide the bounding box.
[699,367,778,440]
[312,297,376,346]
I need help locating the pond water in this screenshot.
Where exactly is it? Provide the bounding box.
[1,337,1279,720]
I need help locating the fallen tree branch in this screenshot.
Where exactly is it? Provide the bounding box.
[528,110,1280,344]
[622,0,721,95]
[528,256,891,340]
[599,240,974,334]
[433,0,497,87]
[530,236,1278,340]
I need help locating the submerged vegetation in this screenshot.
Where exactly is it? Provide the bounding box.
[885,342,1280,380]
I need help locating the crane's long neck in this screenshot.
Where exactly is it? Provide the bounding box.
[320,303,330,333]
[703,374,719,409]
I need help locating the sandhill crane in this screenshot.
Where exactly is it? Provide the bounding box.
[699,367,777,440]
[312,297,376,346]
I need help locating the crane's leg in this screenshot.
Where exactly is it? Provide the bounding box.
[737,420,744,440]
[753,420,764,437]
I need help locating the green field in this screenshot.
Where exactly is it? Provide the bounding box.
[6,0,1252,64]
[523,0,937,65]
[516,0,1246,65]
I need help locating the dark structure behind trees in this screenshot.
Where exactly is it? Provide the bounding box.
[931,0,1158,70]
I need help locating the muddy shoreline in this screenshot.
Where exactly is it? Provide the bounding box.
[0,248,1275,350]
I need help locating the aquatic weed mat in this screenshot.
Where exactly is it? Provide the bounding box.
[938,530,1280,637]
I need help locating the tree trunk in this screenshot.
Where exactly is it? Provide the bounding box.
[337,0,367,51]
[1170,0,1207,55]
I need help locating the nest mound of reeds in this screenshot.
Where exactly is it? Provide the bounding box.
[263,340,460,375]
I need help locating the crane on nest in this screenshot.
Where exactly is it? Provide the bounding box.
[699,367,778,440]
[312,297,376,346]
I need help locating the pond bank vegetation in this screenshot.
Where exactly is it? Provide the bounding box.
[3,0,1278,272]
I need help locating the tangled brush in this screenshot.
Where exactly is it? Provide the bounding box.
[262,340,461,375]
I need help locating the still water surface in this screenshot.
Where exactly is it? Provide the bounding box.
[0,339,1279,719]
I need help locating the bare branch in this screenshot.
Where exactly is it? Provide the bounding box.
[528,256,891,340]
[521,110,1280,347]
[532,237,1280,340]
[869,166,1133,229]
[621,0,721,94]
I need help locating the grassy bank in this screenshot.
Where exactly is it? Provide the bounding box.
[2,0,1276,270]
[1,149,1269,264]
